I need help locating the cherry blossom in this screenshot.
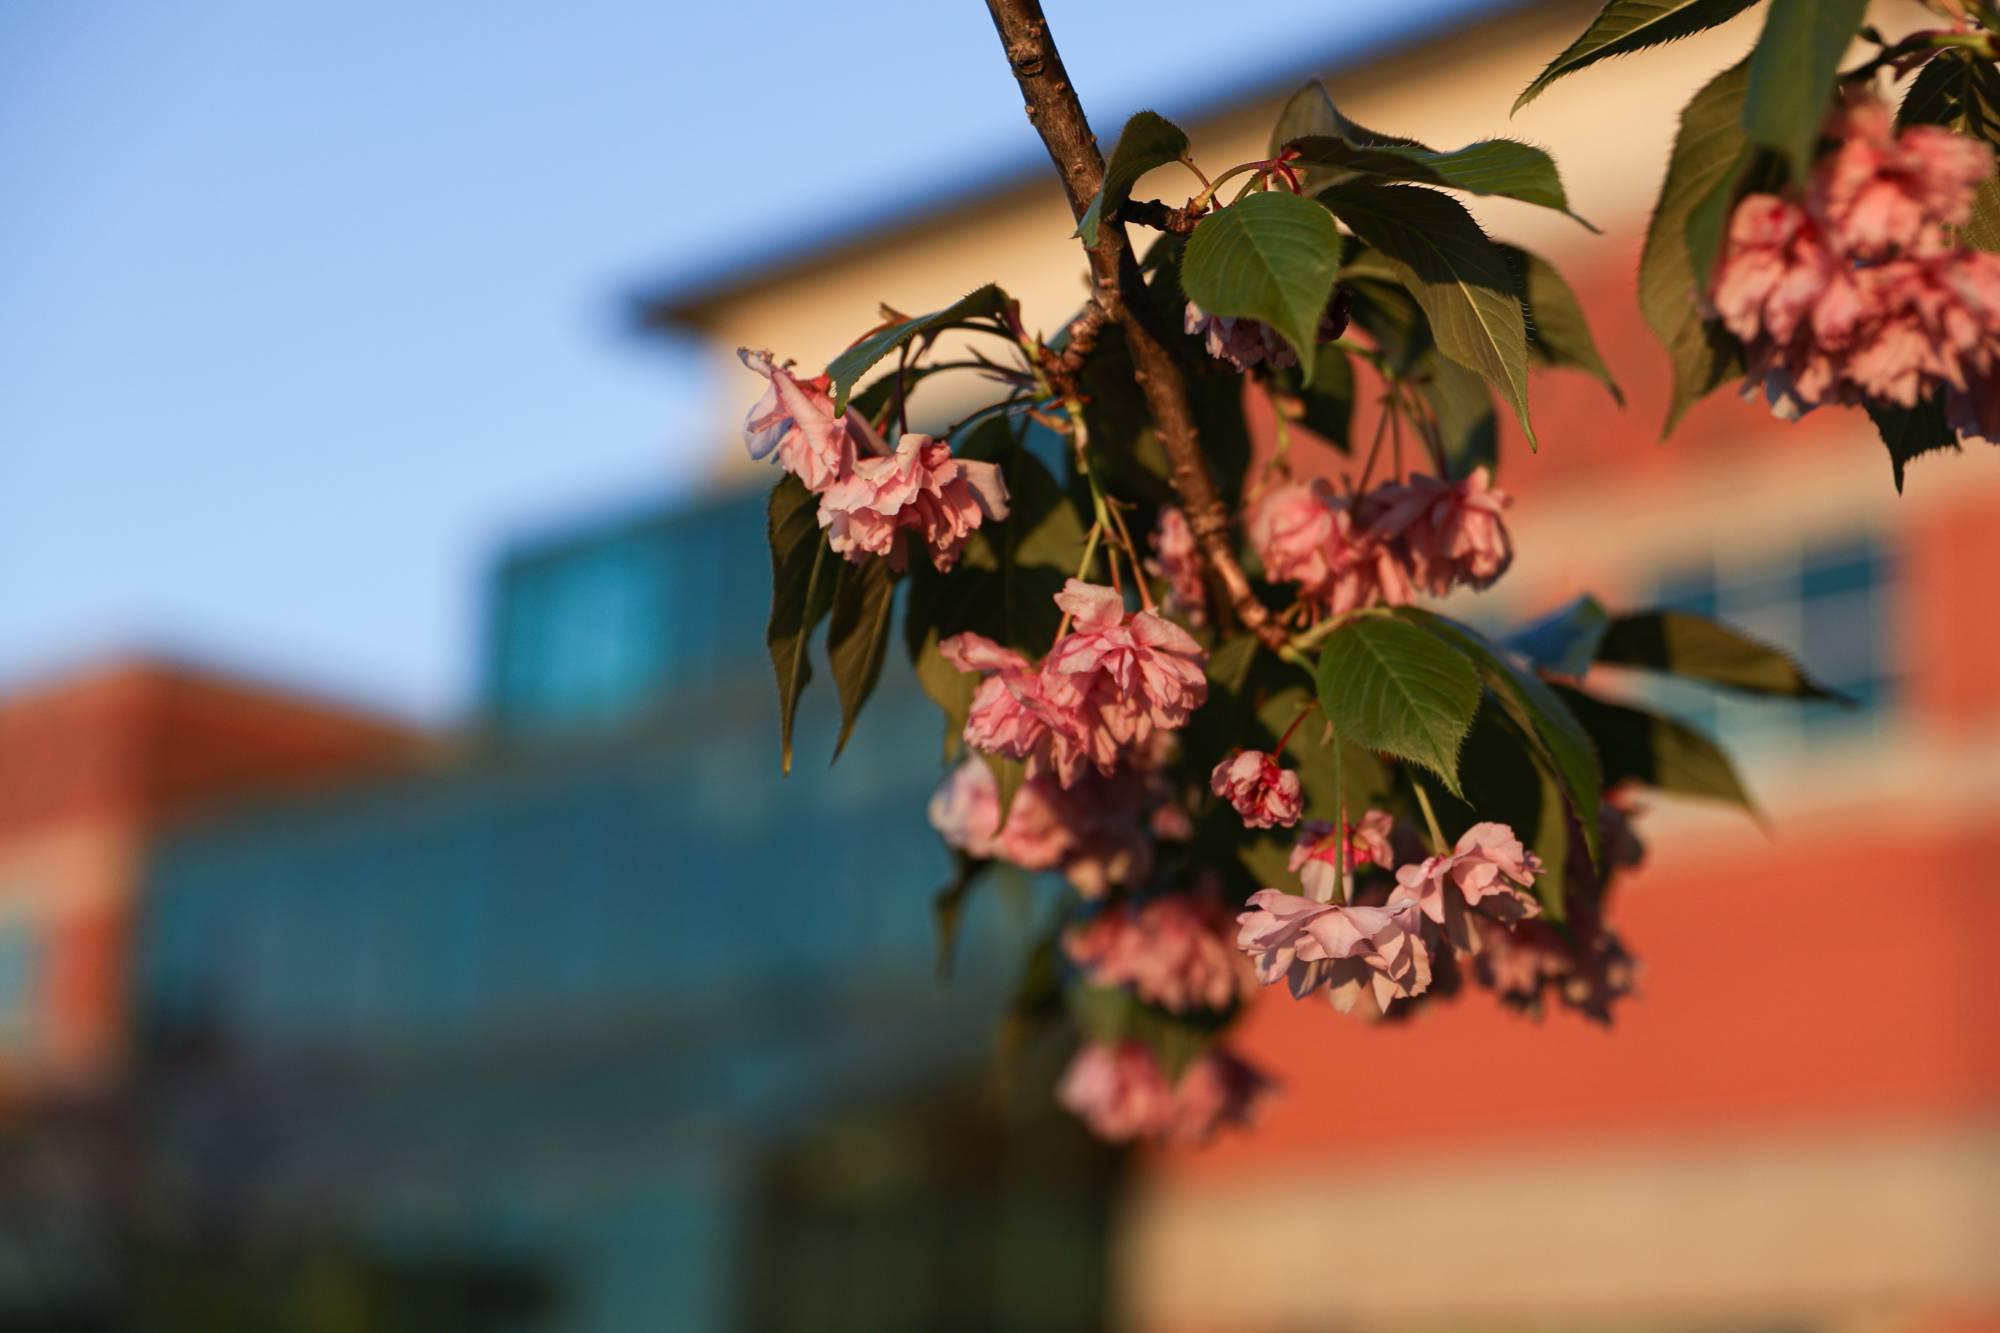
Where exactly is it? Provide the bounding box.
[1062,886,1257,1013]
[1394,821,1543,954]
[1145,506,1208,627]
[737,348,855,492]
[817,433,1009,572]
[1235,889,1432,1013]
[1057,1041,1271,1145]
[1209,749,1304,829]
[925,756,1158,896]
[1288,810,1397,900]
[1041,580,1209,781]
[1371,468,1515,595]
[1811,96,1994,259]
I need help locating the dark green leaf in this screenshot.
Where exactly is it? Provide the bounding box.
[1288,134,1593,228]
[1897,53,2000,252]
[1500,244,1624,403]
[1597,609,1851,702]
[825,284,1013,414]
[1322,182,1536,448]
[1641,59,1752,436]
[1529,768,1572,922]
[1300,342,1357,448]
[1555,686,1761,816]
[766,476,835,774]
[1315,615,1481,795]
[1514,0,1760,111]
[1340,247,1433,375]
[1402,610,1603,864]
[1742,0,1869,180]
[1078,110,1191,248]
[1417,349,1498,478]
[1182,190,1345,379]
[1270,80,1430,190]
[1506,595,1611,677]
[932,854,990,980]
[826,555,898,760]
[1866,395,1961,492]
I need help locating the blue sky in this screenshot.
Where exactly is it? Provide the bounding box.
[0,0,1502,721]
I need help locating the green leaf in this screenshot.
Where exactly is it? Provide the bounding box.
[1402,610,1603,865]
[1597,609,1851,702]
[1641,59,1752,437]
[826,555,898,760]
[1340,247,1432,374]
[825,284,1013,414]
[1897,53,2000,252]
[1270,81,1429,167]
[1514,0,1760,111]
[1506,595,1611,677]
[1866,395,1961,493]
[766,475,835,774]
[1315,615,1481,795]
[1742,0,1869,181]
[1182,190,1345,380]
[1529,768,1572,923]
[1500,244,1624,404]
[1287,135,1593,228]
[1078,110,1191,248]
[1554,685,1761,816]
[1321,182,1536,448]
[932,853,990,980]
[1416,349,1498,478]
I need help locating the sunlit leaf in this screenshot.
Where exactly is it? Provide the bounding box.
[1288,134,1592,228]
[1182,190,1345,379]
[1514,0,1759,111]
[1077,110,1191,247]
[1555,685,1761,816]
[1597,609,1850,702]
[825,284,1013,414]
[1315,615,1481,795]
[1741,0,1869,181]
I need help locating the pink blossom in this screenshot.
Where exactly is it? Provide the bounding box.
[1811,97,1995,259]
[1062,887,1257,1013]
[924,756,1156,896]
[1249,481,1426,617]
[737,348,855,492]
[1474,915,1636,1025]
[1288,810,1396,900]
[1370,469,1515,595]
[1394,821,1543,954]
[1041,580,1208,782]
[816,432,1009,573]
[1146,506,1208,627]
[941,634,1060,768]
[1185,301,1297,371]
[1057,1041,1270,1145]
[1235,889,1432,1013]
[1209,750,1303,830]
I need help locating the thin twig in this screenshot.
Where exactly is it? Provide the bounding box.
[985,0,1287,651]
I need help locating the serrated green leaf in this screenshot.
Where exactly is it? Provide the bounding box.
[1742,0,1869,181]
[1288,135,1593,228]
[1321,182,1536,448]
[1514,0,1760,111]
[1641,59,1752,436]
[826,555,898,760]
[1315,615,1480,795]
[1416,348,1498,478]
[1866,395,1961,492]
[766,476,835,774]
[1078,110,1190,248]
[1554,685,1761,816]
[1506,595,1611,677]
[1182,190,1345,380]
[1500,243,1624,403]
[1270,80,1430,176]
[1402,609,1603,865]
[1597,609,1850,702]
[825,284,1013,414]
[1897,53,2000,252]
[1340,247,1433,375]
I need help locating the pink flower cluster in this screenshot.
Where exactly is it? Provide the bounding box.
[1249,469,1514,618]
[1209,750,1303,829]
[1057,1041,1271,1145]
[1393,822,1544,953]
[1235,890,1433,1013]
[1288,810,1399,900]
[739,349,1010,570]
[943,580,1208,789]
[1062,885,1258,1014]
[927,755,1167,897]
[1145,507,1208,627]
[1709,97,2000,440]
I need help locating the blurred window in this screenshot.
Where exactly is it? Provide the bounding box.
[0,919,36,1051]
[1645,531,1895,751]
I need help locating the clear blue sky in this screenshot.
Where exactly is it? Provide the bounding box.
[0,0,1502,721]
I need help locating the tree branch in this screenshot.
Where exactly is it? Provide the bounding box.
[984,0,1286,650]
